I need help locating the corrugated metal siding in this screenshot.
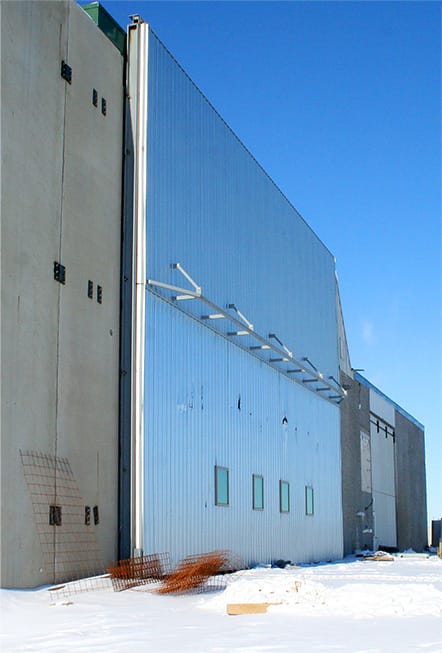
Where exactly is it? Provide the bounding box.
[146,31,338,381]
[144,292,342,564]
[142,31,343,564]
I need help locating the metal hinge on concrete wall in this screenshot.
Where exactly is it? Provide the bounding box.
[49,505,62,526]
[53,261,66,284]
[61,60,72,84]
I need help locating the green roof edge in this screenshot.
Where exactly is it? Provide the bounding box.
[81,2,126,56]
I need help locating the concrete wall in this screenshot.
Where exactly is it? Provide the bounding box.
[431,519,441,548]
[1,0,123,587]
[343,374,428,554]
[394,410,427,551]
[340,372,373,554]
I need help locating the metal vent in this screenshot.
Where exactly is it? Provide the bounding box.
[92,89,98,107]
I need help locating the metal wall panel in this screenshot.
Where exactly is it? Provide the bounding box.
[370,394,397,548]
[141,30,343,564]
[145,31,338,382]
[144,292,343,564]
[370,419,397,548]
[372,490,397,549]
[370,390,395,427]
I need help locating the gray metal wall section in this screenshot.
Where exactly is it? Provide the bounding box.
[1,0,123,587]
[340,372,373,554]
[370,397,397,550]
[142,32,343,564]
[394,410,427,551]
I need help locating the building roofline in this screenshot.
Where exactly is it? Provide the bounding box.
[147,27,335,262]
[354,372,424,430]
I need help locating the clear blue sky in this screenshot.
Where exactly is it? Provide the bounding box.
[100,1,441,525]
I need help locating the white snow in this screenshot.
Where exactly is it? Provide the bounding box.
[1,555,441,653]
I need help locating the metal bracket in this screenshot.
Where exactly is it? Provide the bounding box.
[202,313,225,320]
[269,333,292,359]
[227,304,254,331]
[146,263,347,404]
[171,263,201,296]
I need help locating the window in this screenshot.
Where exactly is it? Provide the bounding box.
[305,486,314,515]
[252,474,264,510]
[280,480,290,513]
[215,466,229,506]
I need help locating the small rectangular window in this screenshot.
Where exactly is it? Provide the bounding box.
[280,480,290,513]
[97,285,102,304]
[252,474,264,510]
[215,466,229,506]
[305,486,314,516]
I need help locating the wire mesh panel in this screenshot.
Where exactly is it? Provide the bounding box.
[106,551,241,594]
[107,553,171,591]
[157,551,232,594]
[20,450,103,583]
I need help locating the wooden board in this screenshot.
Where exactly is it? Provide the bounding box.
[227,603,273,615]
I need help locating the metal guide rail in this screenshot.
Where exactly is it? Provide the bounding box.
[147,263,347,405]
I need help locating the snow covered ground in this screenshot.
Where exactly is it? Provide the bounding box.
[1,554,441,653]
